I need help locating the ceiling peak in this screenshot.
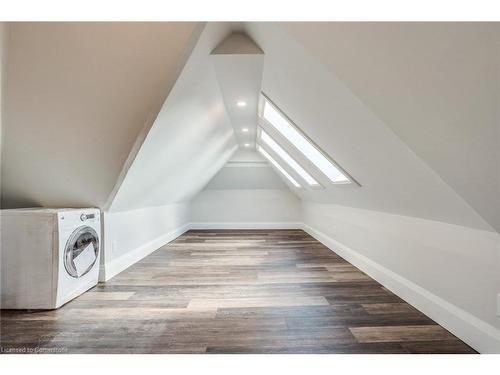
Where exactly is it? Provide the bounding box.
[211,32,263,55]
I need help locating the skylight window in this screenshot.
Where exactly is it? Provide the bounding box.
[261,96,351,184]
[260,130,319,186]
[257,146,301,188]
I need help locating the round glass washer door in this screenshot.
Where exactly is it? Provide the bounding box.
[63,226,99,278]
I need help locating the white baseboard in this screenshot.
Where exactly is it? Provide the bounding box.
[301,223,500,354]
[100,223,190,281]
[189,222,302,230]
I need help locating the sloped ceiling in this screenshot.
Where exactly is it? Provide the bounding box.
[277,22,500,232]
[1,22,202,209]
[244,22,498,232]
[108,23,238,212]
[211,33,263,149]
[2,22,497,233]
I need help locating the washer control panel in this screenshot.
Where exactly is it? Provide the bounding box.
[58,209,100,229]
[80,213,96,221]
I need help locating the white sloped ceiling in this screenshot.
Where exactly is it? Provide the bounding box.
[211,33,264,149]
[108,23,239,212]
[244,22,498,232]
[110,27,299,212]
[278,22,500,233]
[2,21,497,234]
[1,22,203,209]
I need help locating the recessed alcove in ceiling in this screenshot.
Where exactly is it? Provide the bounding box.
[211,33,264,150]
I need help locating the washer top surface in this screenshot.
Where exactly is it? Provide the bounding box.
[1,207,99,214]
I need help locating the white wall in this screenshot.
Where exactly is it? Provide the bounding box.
[191,189,300,229]
[302,202,500,353]
[191,148,301,228]
[205,166,287,190]
[101,202,190,281]
[205,149,287,190]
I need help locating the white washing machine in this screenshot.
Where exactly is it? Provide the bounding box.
[1,208,101,309]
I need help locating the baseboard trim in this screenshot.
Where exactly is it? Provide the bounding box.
[189,222,302,230]
[101,223,190,282]
[301,223,500,354]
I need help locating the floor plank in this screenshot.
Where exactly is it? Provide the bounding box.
[0,229,476,354]
[350,325,457,343]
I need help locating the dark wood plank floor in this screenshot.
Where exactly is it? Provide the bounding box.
[0,230,476,354]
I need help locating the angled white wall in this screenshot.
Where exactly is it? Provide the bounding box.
[246,22,495,232]
[108,23,238,212]
[1,22,202,209]
[281,22,500,232]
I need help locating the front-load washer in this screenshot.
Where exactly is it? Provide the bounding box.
[1,208,101,309]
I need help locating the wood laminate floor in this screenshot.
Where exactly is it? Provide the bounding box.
[0,230,476,354]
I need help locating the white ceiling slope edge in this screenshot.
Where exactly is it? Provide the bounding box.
[274,22,500,233]
[1,22,202,209]
[108,23,238,212]
[243,22,497,232]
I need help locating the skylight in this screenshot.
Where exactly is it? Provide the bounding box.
[260,130,319,186]
[261,96,351,184]
[257,146,301,188]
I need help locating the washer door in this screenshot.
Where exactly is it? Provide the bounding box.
[64,226,99,278]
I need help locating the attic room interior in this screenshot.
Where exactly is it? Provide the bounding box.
[0,15,499,364]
